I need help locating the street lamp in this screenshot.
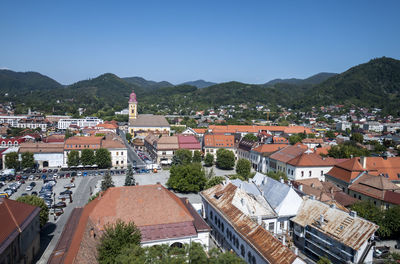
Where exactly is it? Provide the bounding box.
[53,193,56,221]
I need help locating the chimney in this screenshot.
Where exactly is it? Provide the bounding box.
[319,214,324,224]
[350,211,357,217]
[299,185,303,191]
[360,156,367,169]
[330,203,336,209]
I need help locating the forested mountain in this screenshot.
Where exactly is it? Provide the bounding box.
[181,80,216,88]
[123,76,173,91]
[0,57,399,116]
[264,72,337,86]
[307,57,400,115]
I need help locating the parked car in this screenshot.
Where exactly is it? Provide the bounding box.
[22,175,29,180]
[58,194,70,200]
[48,169,53,173]
[83,172,88,177]
[26,185,33,191]
[64,183,75,188]
[53,169,58,173]
[28,175,35,180]
[0,192,9,198]
[21,193,28,196]
[30,182,36,187]
[77,171,82,177]
[42,169,47,173]
[374,246,390,258]
[65,173,70,178]
[54,201,66,208]
[60,190,73,195]
[31,191,38,196]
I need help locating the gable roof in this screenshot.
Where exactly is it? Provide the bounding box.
[252,144,287,154]
[269,145,307,163]
[201,184,300,264]
[177,135,201,150]
[0,198,40,252]
[204,134,235,148]
[291,198,378,250]
[287,152,341,167]
[129,114,170,127]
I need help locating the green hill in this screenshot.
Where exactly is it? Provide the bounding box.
[309,57,400,115]
[123,76,173,91]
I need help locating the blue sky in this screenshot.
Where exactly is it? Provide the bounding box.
[1,0,399,85]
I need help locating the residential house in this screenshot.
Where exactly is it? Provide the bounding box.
[336,121,352,132]
[0,198,41,264]
[362,122,384,132]
[301,138,324,149]
[237,139,258,160]
[325,156,400,193]
[291,197,378,264]
[177,134,201,155]
[204,134,237,158]
[267,145,307,175]
[285,152,344,181]
[348,173,400,209]
[19,142,64,169]
[101,135,128,169]
[49,185,210,264]
[58,117,103,130]
[201,183,305,264]
[249,144,287,173]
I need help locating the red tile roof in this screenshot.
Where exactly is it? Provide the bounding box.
[204,134,235,148]
[269,145,308,163]
[0,198,40,248]
[177,135,201,150]
[252,144,287,154]
[287,152,342,167]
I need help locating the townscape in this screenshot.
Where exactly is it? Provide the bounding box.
[2,2,400,264]
[0,86,399,264]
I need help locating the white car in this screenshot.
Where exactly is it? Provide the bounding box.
[77,171,82,176]
[26,185,33,191]
[28,175,35,180]
[64,183,75,188]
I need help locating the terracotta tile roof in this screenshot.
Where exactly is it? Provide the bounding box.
[192,128,207,134]
[273,136,289,143]
[157,135,179,150]
[64,136,102,150]
[61,185,203,263]
[349,174,400,203]
[302,138,324,144]
[287,152,342,167]
[19,142,64,153]
[269,145,307,163]
[101,136,126,149]
[177,135,201,150]
[89,185,194,229]
[204,134,235,148]
[43,134,65,143]
[326,157,400,183]
[384,191,400,205]
[252,144,287,154]
[96,123,118,129]
[332,192,358,207]
[201,184,299,264]
[144,133,158,145]
[0,198,40,249]
[314,146,331,155]
[208,125,312,134]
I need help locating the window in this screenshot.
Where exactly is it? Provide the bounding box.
[116,152,119,155]
[301,171,304,177]
[280,221,284,230]
[358,195,361,200]
[240,245,245,257]
[121,152,123,156]
[321,170,323,176]
[309,171,312,177]
[121,161,124,164]
[210,211,213,220]
[268,222,274,232]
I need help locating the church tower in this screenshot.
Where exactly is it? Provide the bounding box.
[129,91,138,120]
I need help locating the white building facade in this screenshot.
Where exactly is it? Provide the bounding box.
[58,117,103,130]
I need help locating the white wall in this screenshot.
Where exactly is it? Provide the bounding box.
[34,153,63,168]
[286,165,332,181]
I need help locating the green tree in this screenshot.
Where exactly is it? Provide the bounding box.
[209,248,246,264]
[204,153,214,167]
[97,219,141,264]
[192,150,202,163]
[16,195,49,227]
[351,132,364,144]
[289,134,302,145]
[172,149,192,166]
[236,159,251,179]
[81,149,95,166]
[327,143,370,158]
[243,133,258,142]
[65,129,73,139]
[383,205,400,238]
[350,201,389,237]
[125,133,132,142]
[266,170,288,181]
[67,150,80,167]
[101,170,115,191]
[216,149,235,170]
[325,130,336,139]
[167,163,207,193]
[124,165,135,186]
[205,176,225,189]
[21,152,35,169]
[5,152,19,170]
[96,148,112,169]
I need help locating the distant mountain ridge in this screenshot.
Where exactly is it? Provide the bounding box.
[122,76,173,90]
[0,57,399,116]
[181,80,216,88]
[264,72,337,86]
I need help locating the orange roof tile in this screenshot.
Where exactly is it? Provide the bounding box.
[269,145,307,163]
[192,128,207,134]
[204,134,235,148]
[287,152,341,167]
[252,144,287,154]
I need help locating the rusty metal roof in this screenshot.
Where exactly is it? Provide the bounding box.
[291,197,379,250]
[201,184,300,264]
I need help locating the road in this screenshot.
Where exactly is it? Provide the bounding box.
[120,131,146,168]
[36,176,100,264]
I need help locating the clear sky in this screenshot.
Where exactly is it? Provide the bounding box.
[1,0,399,85]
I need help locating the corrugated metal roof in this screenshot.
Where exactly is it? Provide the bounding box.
[201,184,300,264]
[291,197,379,250]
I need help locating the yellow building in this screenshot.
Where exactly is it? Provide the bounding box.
[128,91,170,137]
